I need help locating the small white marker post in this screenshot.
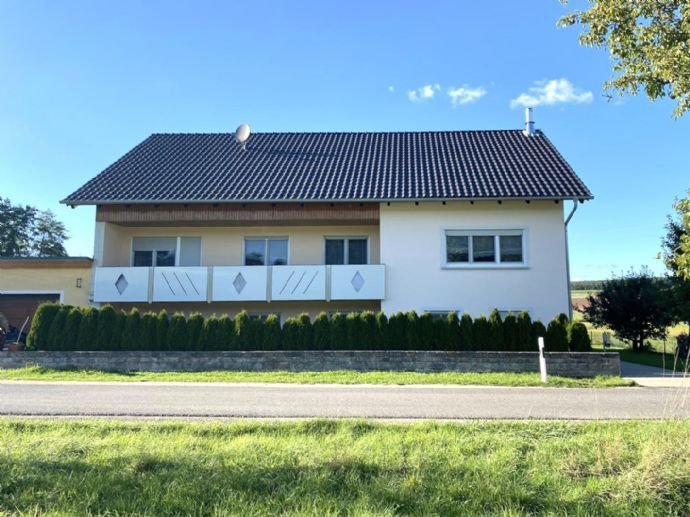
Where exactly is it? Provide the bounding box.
[538,336,548,383]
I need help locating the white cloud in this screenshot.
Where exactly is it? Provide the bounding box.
[407,83,440,102]
[388,85,395,93]
[510,78,593,108]
[447,86,486,106]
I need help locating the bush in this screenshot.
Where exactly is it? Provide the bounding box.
[121,308,141,351]
[47,305,71,350]
[418,312,434,349]
[516,311,533,351]
[405,311,421,349]
[473,316,492,351]
[167,312,188,351]
[26,302,61,350]
[387,312,407,349]
[296,313,312,348]
[248,318,265,350]
[282,317,299,350]
[218,315,235,350]
[234,311,251,349]
[446,312,461,350]
[502,313,518,351]
[345,312,365,349]
[329,313,346,349]
[375,312,389,350]
[568,322,592,352]
[62,307,83,349]
[140,311,157,351]
[155,310,169,351]
[112,311,126,350]
[488,309,504,351]
[187,313,204,351]
[312,312,330,350]
[199,315,220,351]
[263,314,281,350]
[361,311,377,349]
[97,305,118,351]
[531,320,547,350]
[459,313,473,350]
[76,307,98,350]
[545,317,569,351]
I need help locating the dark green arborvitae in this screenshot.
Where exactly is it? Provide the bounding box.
[360,311,377,349]
[531,320,547,349]
[76,307,99,350]
[329,313,347,350]
[96,305,118,351]
[62,307,83,350]
[405,311,421,349]
[568,322,592,352]
[459,313,474,350]
[312,312,331,350]
[472,315,492,351]
[187,312,205,351]
[155,310,170,351]
[418,312,435,350]
[167,312,188,351]
[345,312,364,350]
[140,311,158,351]
[387,312,407,350]
[546,316,569,351]
[234,311,251,349]
[516,311,533,351]
[26,302,61,350]
[263,314,282,350]
[447,311,461,350]
[46,306,69,350]
[296,313,312,349]
[199,314,220,351]
[502,313,518,351]
[121,308,141,351]
[488,309,504,351]
[282,317,299,350]
[374,312,389,350]
[218,314,236,350]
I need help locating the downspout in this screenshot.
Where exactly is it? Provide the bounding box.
[564,200,579,320]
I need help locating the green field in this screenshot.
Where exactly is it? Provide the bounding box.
[1,419,689,515]
[0,366,633,387]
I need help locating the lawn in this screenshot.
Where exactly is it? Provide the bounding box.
[1,419,689,515]
[0,365,633,387]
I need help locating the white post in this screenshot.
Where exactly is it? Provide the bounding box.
[538,336,548,383]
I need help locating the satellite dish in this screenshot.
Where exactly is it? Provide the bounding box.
[235,123,251,150]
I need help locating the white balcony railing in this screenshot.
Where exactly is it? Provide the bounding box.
[93,264,385,303]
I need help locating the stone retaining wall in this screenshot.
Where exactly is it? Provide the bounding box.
[0,351,621,377]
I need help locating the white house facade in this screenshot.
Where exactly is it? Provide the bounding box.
[62,122,592,322]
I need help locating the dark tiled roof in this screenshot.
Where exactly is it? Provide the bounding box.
[62,130,592,204]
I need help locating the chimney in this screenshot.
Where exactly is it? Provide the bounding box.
[523,107,535,136]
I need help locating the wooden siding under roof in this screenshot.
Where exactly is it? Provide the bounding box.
[96,203,380,227]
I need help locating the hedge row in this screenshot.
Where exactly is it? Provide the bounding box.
[26,304,591,352]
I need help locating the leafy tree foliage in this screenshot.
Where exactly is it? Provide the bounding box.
[661,190,690,322]
[583,268,676,351]
[0,198,68,257]
[560,0,690,117]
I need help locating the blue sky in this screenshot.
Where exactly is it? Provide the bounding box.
[1,0,688,280]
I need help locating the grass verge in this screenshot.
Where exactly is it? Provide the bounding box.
[593,344,687,372]
[0,419,689,515]
[0,365,633,387]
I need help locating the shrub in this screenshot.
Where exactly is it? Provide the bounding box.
[459,313,473,350]
[62,307,83,350]
[234,311,251,349]
[167,312,188,351]
[345,312,364,349]
[387,312,407,349]
[329,313,346,349]
[27,302,61,350]
[447,312,461,350]
[405,311,421,349]
[375,312,389,350]
[568,322,592,352]
[248,318,265,350]
[155,310,169,351]
[488,309,504,351]
[187,313,205,351]
[140,311,158,351]
[47,305,71,350]
[433,317,449,350]
[199,315,220,351]
[545,317,569,351]
[361,311,377,349]
[97,305,118,351]
[502,313,518,351]
[76,307,98,350]
[296,313,312,348]
[312,312,331,350]
[121,308,141,351]
[531,320,547,350]
[282,317,299,350]
[112,311,126,350]
[473,316,491,351]
[516,311,533,351]
[263,314,281,350]
[218,314,235,350]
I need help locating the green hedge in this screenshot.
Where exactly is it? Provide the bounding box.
[26,304,591,352]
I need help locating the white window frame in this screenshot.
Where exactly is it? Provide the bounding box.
[323,236,370,265]
[130,236,202,267]
[243,237,290,266]
[441,228,528,269]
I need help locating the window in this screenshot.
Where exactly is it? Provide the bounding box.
[325,238,368,265]
[131,237,201,267]
[244,238,288,266]
[444,230,524,266]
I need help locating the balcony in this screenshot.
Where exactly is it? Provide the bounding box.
[93,264,385,303]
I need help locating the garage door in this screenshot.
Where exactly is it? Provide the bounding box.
[0,293,61,330]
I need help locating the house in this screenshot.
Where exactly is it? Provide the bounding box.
[62,115,592,322]
[0,257,93,329]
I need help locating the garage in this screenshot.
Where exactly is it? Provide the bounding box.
[0,292,61,330]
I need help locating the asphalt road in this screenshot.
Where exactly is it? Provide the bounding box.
[1,381,689,419]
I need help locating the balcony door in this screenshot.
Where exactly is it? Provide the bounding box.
[324,237,368,265]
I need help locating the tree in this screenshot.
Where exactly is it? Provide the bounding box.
[661,191,690,323]
[583,268,676,351]
[560,0,690,117]
[0,198,67,257]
